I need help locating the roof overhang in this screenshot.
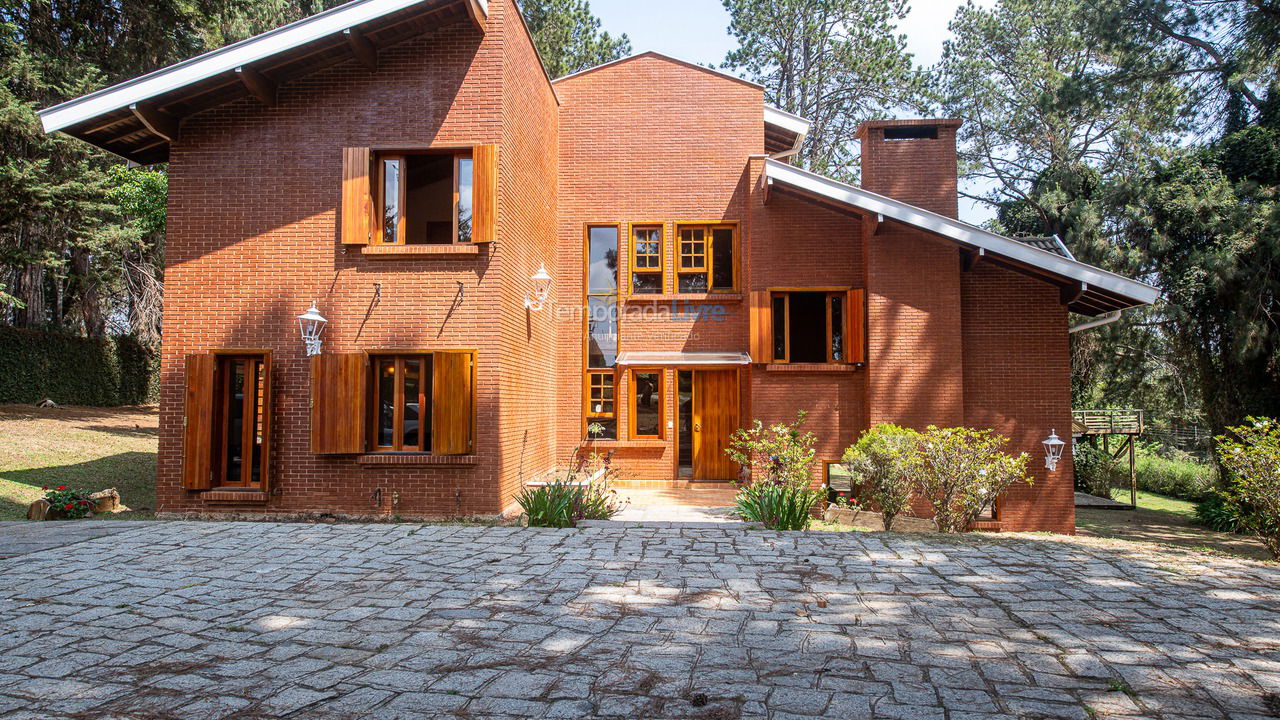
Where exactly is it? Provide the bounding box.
[616,352,752,366]
[762,158,1160,316]
[38,0,485,164]
[764,105,810,156]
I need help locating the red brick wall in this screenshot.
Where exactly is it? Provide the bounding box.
[551,55,762,485]
[856,119,961,218]
[157,0,557,518]
[961,264,1075,533]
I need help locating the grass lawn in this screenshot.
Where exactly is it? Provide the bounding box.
[0,404,158,521]
[1076,488,1271,561]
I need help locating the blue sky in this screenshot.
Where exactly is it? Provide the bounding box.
[588,0,997,223]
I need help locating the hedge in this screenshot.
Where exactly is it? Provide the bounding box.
[0,326,158,406]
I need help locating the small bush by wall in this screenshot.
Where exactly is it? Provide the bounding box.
[0,326,158,406]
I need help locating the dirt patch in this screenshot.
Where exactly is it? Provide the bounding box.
[1076,506,1273,561]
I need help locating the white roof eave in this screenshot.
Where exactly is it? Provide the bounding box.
[763,105,811,137]
[763,159,1160,306]
[39,0,474,133]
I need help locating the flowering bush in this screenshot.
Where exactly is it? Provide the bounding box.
[842,424,920,531]
[726,413,823,530]
[909,427,1033,533]
[41,486,94,520]
[1216,417,1280,558]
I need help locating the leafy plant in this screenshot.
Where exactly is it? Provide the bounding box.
[841,424,919,531]
[727,412,823,530]
[515,480,582,529]
[41,486,94,519]
[733,480,825,531]
[517,424,628,528]
[1193,492,1244,533]
[910,427,1033,533]
[1216,417,1280,558]
[1134,446,1217,502]
[1073,441,1121,499]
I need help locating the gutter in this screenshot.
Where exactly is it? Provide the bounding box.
[1069,310,1122,334]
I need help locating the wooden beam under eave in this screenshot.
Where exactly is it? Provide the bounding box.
[129,102,179,142]
[235,66,277,107]
[343,28,378,71]
[1061,281,1088,305]
[759,175,773,204]
[962,247,985,272]
[464,0,487,32]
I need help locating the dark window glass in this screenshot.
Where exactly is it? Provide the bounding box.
[711,228,733,289]
[591,418,617,440]
[402,359,421,449]
[677,371,693,468]
[456,157,473,243]
[830,295,844,362]
[772,295,787,361]
[225,360,245,484]
[787,292,828,363]
[633,372,661,437]
[678,273,708,293]
[587,297,617,368]
[588,227,619,294]
[632,273,662,294]
[382,158,401,244]
[377,361,395,447]
[403,154,454,245]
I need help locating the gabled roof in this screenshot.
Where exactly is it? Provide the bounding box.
[38,0,488,164]
[764,105,809,157]
[551,51,762,89]
[762,159,1159,315]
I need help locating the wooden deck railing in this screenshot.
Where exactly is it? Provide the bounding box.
[1071,409,1145,436]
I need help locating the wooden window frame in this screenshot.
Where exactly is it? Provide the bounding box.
[583,223,621,438]
[364,350,476,455]
[628,368,665,440]
[628,223,665,295]
[210,350,271,490]
[768,288,855,364]
[676,223,738,293]
[373,150,474,246]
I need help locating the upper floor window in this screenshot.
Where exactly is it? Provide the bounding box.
[750,289,866,365]
[677,224,736,292]
[585,225,619,439]
[377,152,473,245]
[630,225,664,294]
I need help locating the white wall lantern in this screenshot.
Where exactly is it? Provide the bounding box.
[1042,429,1066,471]
[297,301,327,356]
[525,263,552,312]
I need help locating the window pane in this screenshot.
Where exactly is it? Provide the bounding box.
[382,158,401,244]
[830,296,844,362]
[632,273,662,294]
[588,227,618,294]
[377,361,395,447]
[589,373,615,414]
[772,295,787,361]
[225,360,245,484]
[633,372,661,437]
[711,228,733,289]
[679,228,705,270]
[590,418,617,440]
[587,296,618,368]
[422,355,434,453]
[404,155,453,245]
[678,273,708,293]
[456,156,473,243]
[788,292,828,363]
[249,360,263,485]
[402,359,421,449]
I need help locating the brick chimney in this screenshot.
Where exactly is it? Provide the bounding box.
[856,119,962,219]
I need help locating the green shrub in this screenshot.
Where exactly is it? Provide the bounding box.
[1193,492,1245,533]
[516,480,583,528]
[841,424,919,531]
[0,326,157,405]
[1134,448,1217,501]
[1217,418,1280,558]
[911,426,1033,533]
[727,412,823,530]
[517,445,627,528]
[733,480,826,531]
[1073,442,1119,498]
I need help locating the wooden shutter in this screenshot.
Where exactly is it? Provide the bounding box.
[847,288,867,364]
[748,290,772,364]
[341,147,373,245]
[433,351,474,455]
[471,144,497,243]
[181,354,215,490]
[311,353,367,453]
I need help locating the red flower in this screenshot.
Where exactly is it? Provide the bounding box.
[64,503,73,511]
[57,486,65,491]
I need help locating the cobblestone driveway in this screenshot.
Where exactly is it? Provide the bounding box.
[0,522,1278,719]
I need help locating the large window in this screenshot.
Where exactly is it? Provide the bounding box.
[771,291,847,363]
[630,225,664,294]
[629,369,663,439]
[585,225,619,439]
[371,355,433,452]
[213,354,269,488]
[376,152,473,245]
[677,224,736,292]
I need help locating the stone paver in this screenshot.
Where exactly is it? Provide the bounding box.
[0,522,1277,719]
[0,520,152,559]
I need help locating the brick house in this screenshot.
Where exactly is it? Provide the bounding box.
[40,0,1157,532]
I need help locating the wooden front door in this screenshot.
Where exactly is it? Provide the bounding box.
[692,369,740,481]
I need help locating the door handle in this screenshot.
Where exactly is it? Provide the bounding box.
[694,423,701,432]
